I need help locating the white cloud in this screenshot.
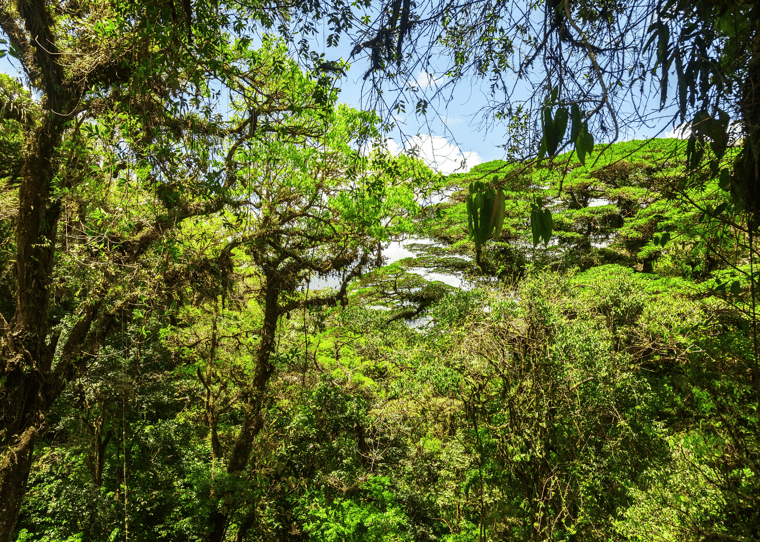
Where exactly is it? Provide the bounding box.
[441,115,465,126]
[664,123,691,139]
[373,134,482,174]
[664,120,744,144]
[400,134,482,175]
[381,138,403,156]
[409,69,444,89]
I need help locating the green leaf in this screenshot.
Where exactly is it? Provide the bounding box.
[709,110,730,160]
[479,189,495,244]
[673,45,686,120]
[543,105,553,132]
[552,107,569,154]
[719,169,731,191]
[716,12,734,35]
[657,24,669,64]
[538,137,547,160]
[686,135,702,170]
[570,103,582,141]
[531,210,542,246]
[540,209,553,245]
[576,131,587,166]
[542,105,554,156]
[491,189,506,239]
[576,126,593,166]
[467,183,504,247]
[466,194,475,239]
[474,190,483,209]
[643,23,659,54]
[660,56,670,108]
[471,200,480,238]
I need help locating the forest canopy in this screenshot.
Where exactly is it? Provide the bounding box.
[1,0,760,541]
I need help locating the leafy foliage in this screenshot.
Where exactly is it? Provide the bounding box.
[3,0,760,540]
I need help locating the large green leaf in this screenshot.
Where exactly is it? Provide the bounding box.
[467,182,505,248]
[552,107,568,154]
[576,125,594,166]
[540,208,553,245]
[530,209,542,246]
[570,103,582,142]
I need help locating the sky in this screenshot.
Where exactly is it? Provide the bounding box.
[318,39,527,173]
[292,15,683,174]
[0,52,493,175]
[1,14,681,177]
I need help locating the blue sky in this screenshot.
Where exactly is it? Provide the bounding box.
[1,21,681,176]
[295,11,685,174]
[298,37,523,173]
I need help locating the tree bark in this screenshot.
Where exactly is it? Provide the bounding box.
[0,1,75,534]
[0,109,66,540]
[93,428,114,489]
[0,2,237,539]
[0,426,36,542]
[206,271,282,542]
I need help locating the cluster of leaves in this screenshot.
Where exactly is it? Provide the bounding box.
[14,251,758,541]
[537,88,595,167]
[1,10,431,539]
[4,0,760,538]
[420,139,756,283]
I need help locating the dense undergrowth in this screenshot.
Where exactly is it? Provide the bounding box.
[11,139,760,541]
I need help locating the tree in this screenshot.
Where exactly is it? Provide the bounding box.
[342,5,760,538]
[344,0,760,405]
[0,1,379,538]
[196,47,428,540]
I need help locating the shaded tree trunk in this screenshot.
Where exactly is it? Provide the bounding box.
[0,4,80,535]
[206,271,282,542]
[93,428,114,489]
[200,298,223,460]
[0,428,35,542]
[0,114,66,541]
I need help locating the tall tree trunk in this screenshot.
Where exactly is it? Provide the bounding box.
[206,272,282,542]
[94,429,114,489]
[0,427,35,542]
[0,117,64,541]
